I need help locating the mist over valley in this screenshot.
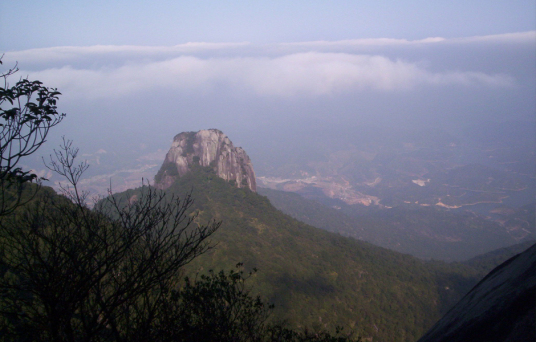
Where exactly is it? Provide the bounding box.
[2,2,535,340]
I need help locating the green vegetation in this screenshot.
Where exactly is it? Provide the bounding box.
[0,141,218,341]
[0,143,526,342]
[1,62,531,341]
[154,161,179,183]
[0,152,359,342]
[0,65,361,341]
[0,57,64,216]
[106,165,501,341]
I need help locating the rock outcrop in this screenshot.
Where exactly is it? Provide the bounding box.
[155,129,256,192]
[418,242,536,342]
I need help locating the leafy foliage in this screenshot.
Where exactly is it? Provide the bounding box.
[154,264,272,342]
[0,181,360,342]
[151,263,362,342]
[0,57,65,216]
[0,141,220,341]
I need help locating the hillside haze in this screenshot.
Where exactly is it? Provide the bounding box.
[106,129,535,341]
[258,187,527,261]
[253,122,535,218]
[4,3,535,341]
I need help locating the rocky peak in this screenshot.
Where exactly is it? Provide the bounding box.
[155,129,256,192]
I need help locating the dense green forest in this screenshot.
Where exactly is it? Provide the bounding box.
[2,161,533,341]
[110,166,528,341]
[0,181,366,341]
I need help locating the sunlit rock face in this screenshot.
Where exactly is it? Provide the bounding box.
[155,129,256,192]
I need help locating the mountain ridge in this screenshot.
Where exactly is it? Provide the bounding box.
[107,129,532,341]
[113,165,492,341]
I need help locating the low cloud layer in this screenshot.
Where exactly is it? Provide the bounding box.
[7,32,530,102]
[2,32,534,162]
[20,51,514,100]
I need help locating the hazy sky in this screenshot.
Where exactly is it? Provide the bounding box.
[2,1,535,49]
[1,1,535,171]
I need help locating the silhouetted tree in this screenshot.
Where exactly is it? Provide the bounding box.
[0,60,360,342]
[0,139,220,341]
[152,264,272,342]
[0,56,65,216]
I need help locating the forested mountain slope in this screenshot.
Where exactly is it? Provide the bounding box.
[6,169,529,341]
[115,166,491,341]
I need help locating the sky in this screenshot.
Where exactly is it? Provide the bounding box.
[1,1,535,48]
[1,1,535,188]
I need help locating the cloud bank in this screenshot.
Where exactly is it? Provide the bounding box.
[7,31,534,63]
[19,52,514,100]
[5,32,530,101]
[5,32,534,185]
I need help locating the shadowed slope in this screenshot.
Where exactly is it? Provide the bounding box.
[418,243,536,342]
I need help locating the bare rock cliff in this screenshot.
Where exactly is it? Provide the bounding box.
[155,129,256,192]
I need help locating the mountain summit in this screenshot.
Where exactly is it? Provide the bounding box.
[155,129,256,191]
